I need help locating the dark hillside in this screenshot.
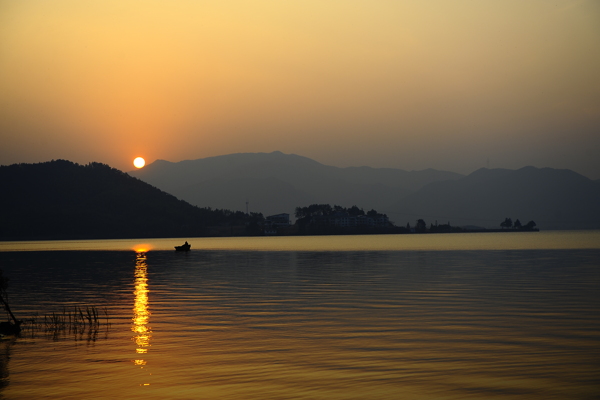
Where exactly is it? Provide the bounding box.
[0,160,246,240]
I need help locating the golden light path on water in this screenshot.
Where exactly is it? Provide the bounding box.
[133,251,151,372]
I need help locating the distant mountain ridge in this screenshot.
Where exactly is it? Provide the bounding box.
[130,151,464,217]
[130,152,600,230]
[389,166,600,230]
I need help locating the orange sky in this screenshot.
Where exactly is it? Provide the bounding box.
[1,0,599,178]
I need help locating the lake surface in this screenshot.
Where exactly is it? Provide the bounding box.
[0,231,599,399]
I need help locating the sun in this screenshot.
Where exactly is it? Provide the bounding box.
[133,157,146,169]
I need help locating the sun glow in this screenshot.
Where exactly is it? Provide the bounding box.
[133,157,146,169]
[132,244,153,253]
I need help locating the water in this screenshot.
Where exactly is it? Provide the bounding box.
[0,232,599,399]
[1,230,598,252]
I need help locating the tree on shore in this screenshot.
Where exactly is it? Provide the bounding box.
[524,220,537,230]
[500,217,513,229]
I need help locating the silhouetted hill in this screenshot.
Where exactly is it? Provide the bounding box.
[129,151,463,216]
[389,166,600,230]
[0,160,255,240]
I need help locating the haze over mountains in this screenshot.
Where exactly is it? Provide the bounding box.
[129,151,462,218]
[130,152,600,230]
[391,167,600,230]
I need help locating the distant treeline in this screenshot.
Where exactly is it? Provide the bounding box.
[290,209,538,236]
[409,218,538,234]
[292,203,402,235]
[295,204,387,220]
[499,217,537,231]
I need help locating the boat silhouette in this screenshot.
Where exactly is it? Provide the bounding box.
[175,241,191,251]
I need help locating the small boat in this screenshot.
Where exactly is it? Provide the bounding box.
[175,241,191,251]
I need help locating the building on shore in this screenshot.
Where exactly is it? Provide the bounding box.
[264,213,291,235]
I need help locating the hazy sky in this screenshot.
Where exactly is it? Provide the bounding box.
[1,0,599,178]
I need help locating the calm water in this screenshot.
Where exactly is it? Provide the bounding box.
[0,232,599,399]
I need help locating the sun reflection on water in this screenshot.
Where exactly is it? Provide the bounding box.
[132,251,151,367]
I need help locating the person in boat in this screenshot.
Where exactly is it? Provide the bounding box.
[184,241,188,245]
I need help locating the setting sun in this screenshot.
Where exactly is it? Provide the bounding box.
[133,157,146,169]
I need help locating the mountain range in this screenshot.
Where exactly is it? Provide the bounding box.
[390,166,600,230]
[129,151,462,218]
[2,153,598,240]
[130,151,600,230]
